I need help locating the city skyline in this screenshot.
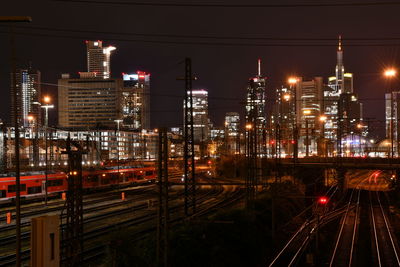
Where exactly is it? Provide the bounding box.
[2,1,400,138]
[4,4,400,267]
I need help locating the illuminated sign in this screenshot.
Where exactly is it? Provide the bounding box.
[123,74,139,81]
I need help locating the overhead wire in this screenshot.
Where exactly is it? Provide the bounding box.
[53,0,400,8]
[3,28,400,47]
[4,25,400,42]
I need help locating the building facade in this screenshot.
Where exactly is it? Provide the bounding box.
[224,112,240,154]
[245,60,267,155]
[11,67,42,128]
[86,40,116,79]
[385,91,400,156]
[120,72,150,130]
[58,73,122,129]
[185,89,209,142]
[295,77,324,156]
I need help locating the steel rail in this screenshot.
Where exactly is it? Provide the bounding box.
[329,189,356,266]
[370,191,382,267]
[376,191,400,266]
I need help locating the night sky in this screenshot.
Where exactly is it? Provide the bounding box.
[3,0,400,138]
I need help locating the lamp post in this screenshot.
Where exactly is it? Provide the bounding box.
[27,115,35,167]
[384,68,397,158]
[114,119,123,182]
[319,115,327,157]
[41,96,54,206]
[288,77,298,160]
[303,109,311,157]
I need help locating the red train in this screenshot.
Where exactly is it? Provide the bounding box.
[0,165,156,200]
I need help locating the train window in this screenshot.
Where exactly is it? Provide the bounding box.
[135,173,144,180]
[86,175,99,183]
[8,184,27,193]
[110,174,118,180]
[48,180,63,187]
[0,190,6,197]
[28,186,42,194]
[145,171,154,176]
[101,179,110,185]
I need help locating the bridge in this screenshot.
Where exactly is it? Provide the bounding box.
[265,157,400,170]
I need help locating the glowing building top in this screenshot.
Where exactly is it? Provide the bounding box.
[86,40,116,79]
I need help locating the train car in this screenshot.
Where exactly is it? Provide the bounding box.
[0,171,67,200]
[0,166,156,201]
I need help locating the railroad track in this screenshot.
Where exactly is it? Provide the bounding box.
[268,183,342,267]
[0,183,240,266]
[0,184,156,224]
[369,191,400,267]
[0,186,184,247]
[329,189,360,266]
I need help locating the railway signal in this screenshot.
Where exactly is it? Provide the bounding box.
[318,196,328,205]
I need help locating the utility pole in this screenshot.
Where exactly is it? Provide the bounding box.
[61,135,88,266]
[245,86,258,211]
[179,58,197,216]
[157,128,169,266]
[2,16,32,267]
[42,96,54,205]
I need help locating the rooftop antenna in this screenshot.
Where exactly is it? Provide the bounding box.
[338,35,342,51]
[258,58,261,77]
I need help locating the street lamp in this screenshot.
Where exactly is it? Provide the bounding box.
[41,96,54,205]
[319,115,327,157]
[383,68,397,158]
[384,68,397,78]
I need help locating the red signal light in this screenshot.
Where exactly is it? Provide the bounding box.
[207,160,212,165]
[291,140,296,144]
[318,197,328,205]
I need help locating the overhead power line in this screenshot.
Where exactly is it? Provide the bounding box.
[3,30,400,47]
[4,25,400,41]
[53,0,400,8]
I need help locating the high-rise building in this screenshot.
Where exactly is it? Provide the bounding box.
[338,93,363,135]
[187,89,209,142]
[245,59,267,154]
[86,40,116,79]
[183,89,209,143]
[224,112,240,154]
[11,67,41,127]
[271,86,296,156]
[58,73,122,129]
[325,37,358,146]
[385,91,400,155]
[295,77,324,156]
[120,72,150,130]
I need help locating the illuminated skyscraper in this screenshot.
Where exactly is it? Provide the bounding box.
[183,89,209,142]
[385,92,400,155]
[295,77,324,156]
[271,86,296,156]
[224,112,240,154]
[120,72,151,130]
[245,59,267,154]
[11,67,41,127]
[86,40,116,79]
[325,37,356,140]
